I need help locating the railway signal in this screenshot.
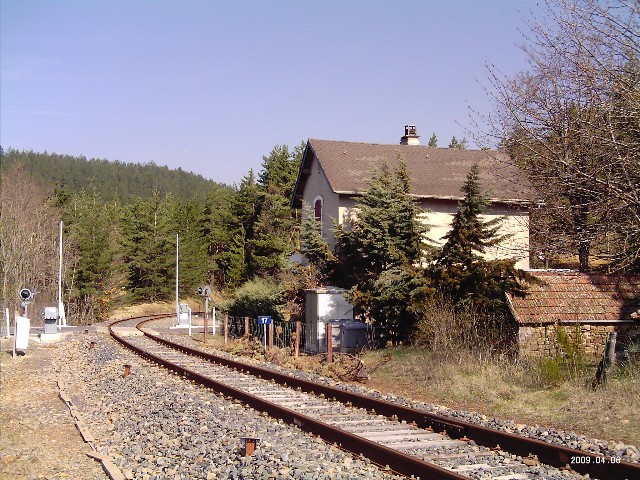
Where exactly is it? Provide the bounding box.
[19,288,35,317]
[19,288,33,300]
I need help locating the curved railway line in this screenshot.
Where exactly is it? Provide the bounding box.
[109,315,640,480]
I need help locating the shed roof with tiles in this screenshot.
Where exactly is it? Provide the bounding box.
[507,271,640,324]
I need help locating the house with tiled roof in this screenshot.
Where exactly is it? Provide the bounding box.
[291,125,534,268]
[507,271,640,357]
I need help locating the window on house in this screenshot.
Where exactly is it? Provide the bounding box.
[314,198,323,222]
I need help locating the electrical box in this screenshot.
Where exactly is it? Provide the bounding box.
[178,303,191,326]
[43,307,58,334]
[304,287,354,353]
[339,322,369,353]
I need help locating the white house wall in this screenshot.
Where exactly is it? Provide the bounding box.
[420,198,530,269]
[302,155,340,241]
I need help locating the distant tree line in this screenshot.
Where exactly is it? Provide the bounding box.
[2,147,218,203]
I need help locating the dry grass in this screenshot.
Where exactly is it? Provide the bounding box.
[360,347,640,446]
[107,301,176,320]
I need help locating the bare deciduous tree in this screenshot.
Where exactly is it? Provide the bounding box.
[475,0,640,272]
[0,164,59,324]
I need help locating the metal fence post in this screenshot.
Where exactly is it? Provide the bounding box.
[295,320,301,358]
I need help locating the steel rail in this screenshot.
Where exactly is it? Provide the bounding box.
[109,319,466,480]
[112,316,640,480]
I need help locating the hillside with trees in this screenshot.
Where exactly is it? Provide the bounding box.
[0,143,304,324]
[2,147,219,203]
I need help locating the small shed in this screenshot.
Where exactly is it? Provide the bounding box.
[506,271,640,357]
[304,286,354,353]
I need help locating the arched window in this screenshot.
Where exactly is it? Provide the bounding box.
[314,198,323,222]
[313,196,324,237]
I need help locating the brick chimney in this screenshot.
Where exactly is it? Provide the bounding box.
[400,125,420,145]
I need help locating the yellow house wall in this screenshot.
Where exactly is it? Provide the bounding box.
[337,196,530,269]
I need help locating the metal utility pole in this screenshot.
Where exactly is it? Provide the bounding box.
[175,234,179,326]
[204,296,209,344]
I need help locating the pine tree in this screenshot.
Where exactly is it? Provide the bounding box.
[210,171,259,289]
[202,183,237,290]
[172,199,209,296]
[427,133,438,147]
[249,145,302,278]
[448,135,468,149]
[299,203,336,276]
[67,191,117,318]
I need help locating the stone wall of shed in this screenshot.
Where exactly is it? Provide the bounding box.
[518,323,639,358]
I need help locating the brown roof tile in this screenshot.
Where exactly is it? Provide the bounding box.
[508,271,640,324]
[306,139,534,202]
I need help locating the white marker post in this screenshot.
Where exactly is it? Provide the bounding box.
[57,220,67,327]
[4,308,9,338]
[258,316,271,349]
[13,315,30,356]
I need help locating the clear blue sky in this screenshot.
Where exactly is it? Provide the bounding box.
[1,0,536,185]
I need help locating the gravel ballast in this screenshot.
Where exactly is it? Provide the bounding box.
[160,329,640,465]
[54,333,405,480]
[5,325,638,479]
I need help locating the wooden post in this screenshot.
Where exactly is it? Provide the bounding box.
[268,322,273,351]
[606,331,617,376]
[295,320,301,358]
[224,314,229,345]
[325,322,333,364]
[244,317,250,338]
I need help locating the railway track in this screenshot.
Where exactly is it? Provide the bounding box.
[109,315,640,480]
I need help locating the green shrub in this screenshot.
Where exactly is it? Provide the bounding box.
[222,277,285,320]
[533,356,565,387]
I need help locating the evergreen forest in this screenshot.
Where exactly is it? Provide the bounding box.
[2,147,218,203]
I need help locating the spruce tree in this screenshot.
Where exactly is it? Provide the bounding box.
[431,164,528,311]
[119,191,175,301]
[427,133,438,147]
[334,159,433,342]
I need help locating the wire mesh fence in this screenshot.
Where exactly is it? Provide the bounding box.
[222,316,310,353]
[219,315,384,356]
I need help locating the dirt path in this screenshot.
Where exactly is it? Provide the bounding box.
[0,337,106,480]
